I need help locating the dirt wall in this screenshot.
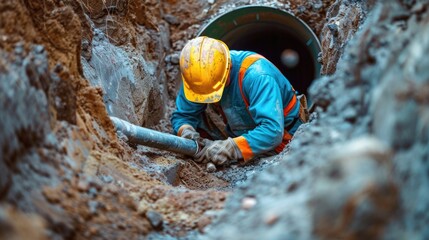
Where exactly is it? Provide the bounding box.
[0,0,229,238]
[0,0,158,238]
[203,1,429,239]
[77,0,169,127]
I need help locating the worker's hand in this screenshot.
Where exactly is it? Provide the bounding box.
[178,124,213,150]
[178,125,200,140]
[195,137,243,166]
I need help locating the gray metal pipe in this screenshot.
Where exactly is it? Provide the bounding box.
[110,117,199,157]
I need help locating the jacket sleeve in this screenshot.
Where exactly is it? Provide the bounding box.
[171,86,206,135]
[233,74,284,160]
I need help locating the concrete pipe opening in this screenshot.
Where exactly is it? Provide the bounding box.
[198,6,321,97]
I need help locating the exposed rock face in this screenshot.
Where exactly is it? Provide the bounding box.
[319,0,374,75]
[289,0,337,36]
[0,1,154,238]
[203,1,429,239]
[0,1,228,238]
[77,0,169,127]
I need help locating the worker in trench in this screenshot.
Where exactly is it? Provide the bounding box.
[171,36,308,169]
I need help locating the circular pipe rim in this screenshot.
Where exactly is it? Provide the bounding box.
[198,5,322,82]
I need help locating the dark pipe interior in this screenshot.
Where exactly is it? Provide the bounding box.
[198,6,321,98]
[225,23,315,96]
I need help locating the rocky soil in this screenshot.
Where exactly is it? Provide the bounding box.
[204,1,429,239]
[1,0,428,240]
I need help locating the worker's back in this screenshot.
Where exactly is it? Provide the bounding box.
[226,50,301,135]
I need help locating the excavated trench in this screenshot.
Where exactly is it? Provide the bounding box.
[2,1,429,240]
[62,4,326,238]
[123,5,325,238]
[118,5,323,192]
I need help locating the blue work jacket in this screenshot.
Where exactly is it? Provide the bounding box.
[171,50,301,160]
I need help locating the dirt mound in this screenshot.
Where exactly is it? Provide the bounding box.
[0,205,46,240]
[178,161,230,190]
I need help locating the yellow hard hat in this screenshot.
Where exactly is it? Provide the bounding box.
[180,36,231,103]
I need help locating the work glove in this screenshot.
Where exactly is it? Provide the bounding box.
[178,124,212,151]
[195,137,243,166]
[178,124,200,140]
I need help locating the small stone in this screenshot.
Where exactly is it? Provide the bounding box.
[118,222,126,230]
[88,187,98,198]
[54,63,63,73]
[170,53,180,64]
[14,42,24,55]
[328,23,338,35]
[34,45,45,54]
[287,182,299,193]
[89,226,98,235]
[197,215,212,233]
[146,210,163,230]
[77,180,89,192]
[208,0,215,4]
[147,187,165,201]
[42,187,61,204]
[218,194,226,201]
[264,213,279,225]
[312,1,323,10]
[100,175,113,183]
[206,162,217,173]
[241,197,257,210]
[88,200,98,214]
[89,179,103,191]
[106,184,119,196]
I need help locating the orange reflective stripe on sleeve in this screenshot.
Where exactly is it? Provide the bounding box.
[233,136,254,161]
[274,131,293,153]
[177,124,192,136]
[283,94,297,116]
[276,94,298,153]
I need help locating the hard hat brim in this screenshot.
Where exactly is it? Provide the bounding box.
[183,78,226,103]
